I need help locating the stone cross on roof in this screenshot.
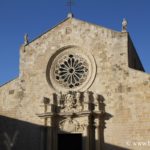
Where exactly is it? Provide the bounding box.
[67,0,74,18]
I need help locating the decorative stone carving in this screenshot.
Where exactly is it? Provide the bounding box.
[76,91,83,111]
[64,93,76,111]
[55,54,89,89]
[38,92,111,150]
[94,93,99,111]
[43,97,50,105]
[85,91,90,101]
[83,91,89,110]
[47,46,96,92]
[57,92,62,107]
[24,34,29,45]
[59,118,86,132]
[122,18,127,32]
[60,92,83,113]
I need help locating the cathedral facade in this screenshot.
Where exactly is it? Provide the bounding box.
[0,15,150,150]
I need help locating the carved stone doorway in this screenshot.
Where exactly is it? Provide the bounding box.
[58,133,82,150]
[38,91,112,150]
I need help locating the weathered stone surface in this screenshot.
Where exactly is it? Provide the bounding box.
[0,17,150,150]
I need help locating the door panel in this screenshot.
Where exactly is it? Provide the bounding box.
[58,134,82,150]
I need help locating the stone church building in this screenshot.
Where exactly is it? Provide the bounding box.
[0,14,150,150]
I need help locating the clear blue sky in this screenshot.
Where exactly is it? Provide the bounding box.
[0,0,150,86]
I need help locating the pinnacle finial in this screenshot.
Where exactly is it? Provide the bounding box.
[67,0,74,18]
[24,34,29,45]
[67,12,74,18]
[122,18,127,32]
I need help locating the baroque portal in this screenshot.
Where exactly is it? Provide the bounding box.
[38,91,109,150]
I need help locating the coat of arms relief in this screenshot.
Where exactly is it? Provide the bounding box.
[57,91,83,113]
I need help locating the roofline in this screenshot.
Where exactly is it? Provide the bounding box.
[0,76,19,88]
[128,33,145,72]
[73,17,122,33]
[25,17,70,46]
[24,16,124,47]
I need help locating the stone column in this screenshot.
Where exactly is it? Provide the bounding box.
[83,91,90,111]
[88,115,95,150]
[94,93,99,111]
[82,115,95,150]
[48,94,58,150]
[95,117,104,150]
[95,118,100,150]
[85,119,90,150]
[48,115,59,150]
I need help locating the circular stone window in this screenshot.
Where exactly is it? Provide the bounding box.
[47,46,96,92]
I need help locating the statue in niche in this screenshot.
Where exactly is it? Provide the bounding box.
[61,93,76,112]
[65,93,75,108]
[59,92,83,112]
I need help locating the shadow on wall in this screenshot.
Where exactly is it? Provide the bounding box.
[0,115,130,150]
[0,115,46,150]
[103,143,130,150]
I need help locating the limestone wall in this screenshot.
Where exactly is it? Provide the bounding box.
[0,18,150,149]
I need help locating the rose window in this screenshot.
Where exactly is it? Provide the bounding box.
[54,54,89,88]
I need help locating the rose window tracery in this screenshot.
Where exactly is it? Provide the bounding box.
[54,54,89,88]
[47,47,96,92]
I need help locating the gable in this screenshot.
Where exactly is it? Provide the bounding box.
[0,16,150,150]
[19,17,128,86]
